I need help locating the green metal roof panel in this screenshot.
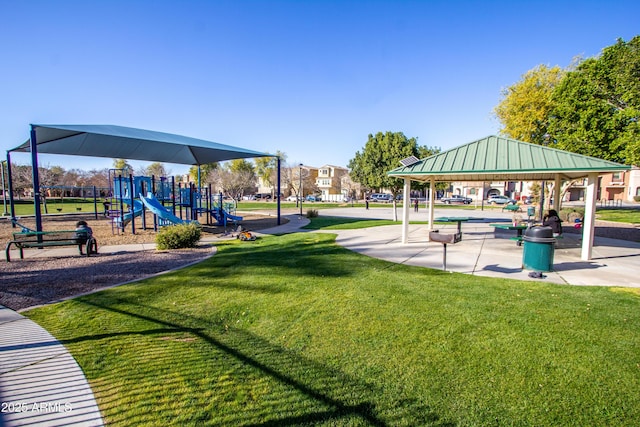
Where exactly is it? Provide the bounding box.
[389,135,630,182]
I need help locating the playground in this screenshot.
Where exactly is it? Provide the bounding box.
[0,211,283,311]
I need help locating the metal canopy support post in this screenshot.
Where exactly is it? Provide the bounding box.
[30,126,43,233]
[276,156,281,225]
[299,164,303,217]
[401,178,410,244]
[581,173,598,261]
[6,152,16,222]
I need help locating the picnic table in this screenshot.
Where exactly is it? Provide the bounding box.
[435,217,474,234]
[489,223,529,246]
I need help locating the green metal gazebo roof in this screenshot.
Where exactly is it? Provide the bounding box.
[388,135,630,182]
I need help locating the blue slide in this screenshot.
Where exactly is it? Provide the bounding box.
[140,193,190,225]
[113,199,144,227]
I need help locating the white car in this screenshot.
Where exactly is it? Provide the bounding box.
[487,195,517,205]
[286,195,301,202]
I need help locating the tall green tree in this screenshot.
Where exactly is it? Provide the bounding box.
[349,132,437,219]
[188,163,218,184]
[494,64,565,144]
[112,159,133,174]
[227,159,255,174]
[145,162,170,178]
[549,36,640,165]
[255,151,286,199]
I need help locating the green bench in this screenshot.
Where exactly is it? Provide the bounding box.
[6,229,98,262]
[502,204,522,213]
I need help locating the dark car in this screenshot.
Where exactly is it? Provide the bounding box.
[440,195,472,204]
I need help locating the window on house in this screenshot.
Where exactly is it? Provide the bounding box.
[612,172,622,182]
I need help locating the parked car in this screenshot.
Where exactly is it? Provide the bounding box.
[286,195,301,202]
[369,193,394,203]
[306,195,321,202]
[487,195,517,205]
[440,194,472,204]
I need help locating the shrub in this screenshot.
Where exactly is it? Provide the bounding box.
[559,207,584,223]
[155,223,201,250]
[306,209,319,218]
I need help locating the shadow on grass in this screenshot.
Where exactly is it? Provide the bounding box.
[185,234,360,282]
[65,298,452,426]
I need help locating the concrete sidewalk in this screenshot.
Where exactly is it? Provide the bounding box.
[315,207,640,287]
[0,307,103,427]
[326,222,639,287]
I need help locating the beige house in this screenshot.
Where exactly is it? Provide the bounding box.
[315,165,349,201]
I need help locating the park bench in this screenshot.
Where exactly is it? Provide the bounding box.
[502,204,522,213]
[6,229,98,262]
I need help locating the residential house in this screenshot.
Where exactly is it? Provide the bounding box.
[315,165,349,201]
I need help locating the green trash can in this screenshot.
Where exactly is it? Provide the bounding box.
[527,206,535,218]
[522,226,555,271]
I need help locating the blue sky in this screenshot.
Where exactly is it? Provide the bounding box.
[1,0,637,176]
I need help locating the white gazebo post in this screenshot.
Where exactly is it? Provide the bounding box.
[402,178,411,244]
[581,173,599,260]
[428,177,435,231]
[553,174,562,213]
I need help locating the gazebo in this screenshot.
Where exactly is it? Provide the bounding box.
[388,135,631,261]
[6,124,280,232]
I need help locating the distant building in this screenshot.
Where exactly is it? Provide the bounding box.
[315,165,349,201]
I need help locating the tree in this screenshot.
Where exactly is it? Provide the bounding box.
[188,163,218,184]
[494,64,565,144]
[113,159,133,175]
[549,36,640,165]
[145,162,170,178]
[255,151,285,200]
[211,161,257,200]
[228,159,255,174]
[11,164,33,199]
[349,131,425,220]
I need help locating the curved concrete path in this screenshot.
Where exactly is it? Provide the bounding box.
[0,306,103,426]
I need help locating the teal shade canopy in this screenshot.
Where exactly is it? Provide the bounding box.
[10,124,272,165]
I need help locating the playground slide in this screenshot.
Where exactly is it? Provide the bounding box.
[223,210,243,223]
[210,207,243,226]
[114,200,144,226]
[139,193,188,225]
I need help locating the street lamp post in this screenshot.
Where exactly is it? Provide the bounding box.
[299,164,303,216]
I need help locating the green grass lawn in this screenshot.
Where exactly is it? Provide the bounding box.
[596,208,640,224]
[24,232,640,426]
[9,199,99,216]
